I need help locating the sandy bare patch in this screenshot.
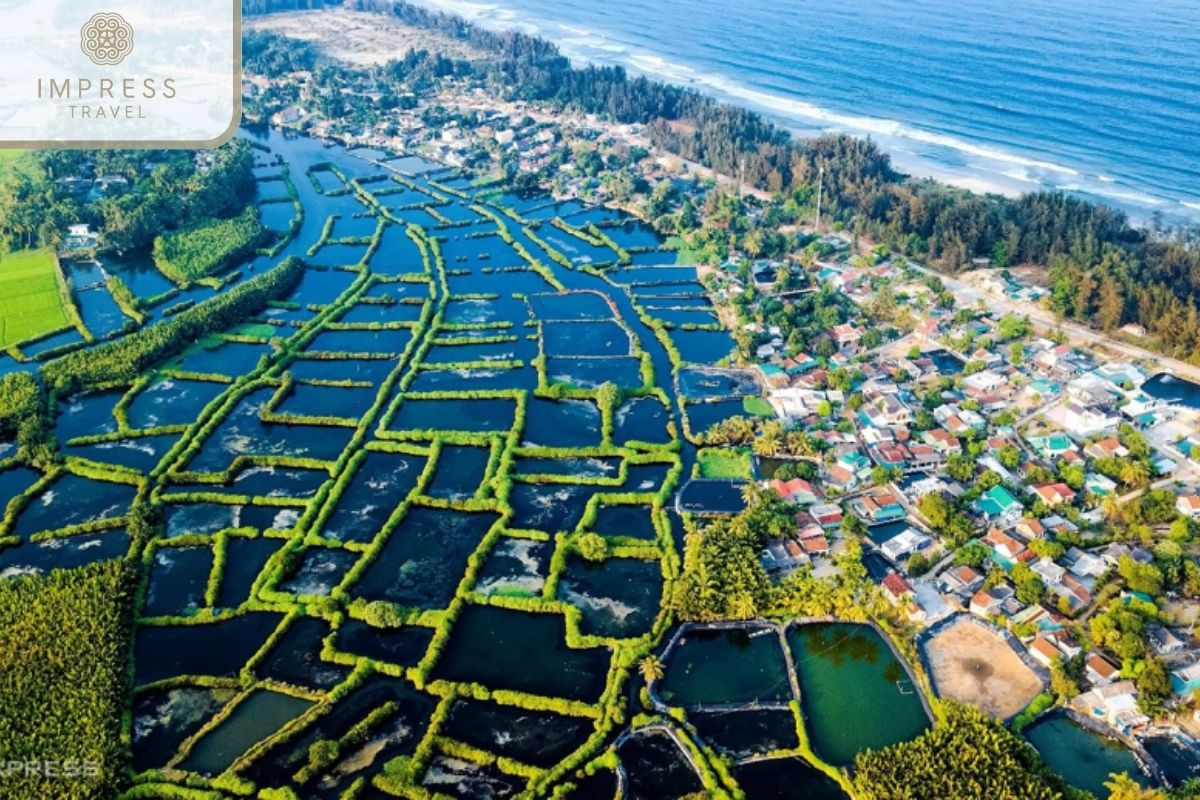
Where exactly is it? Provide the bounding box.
[923,619,1043,719]
[245,8,482,67]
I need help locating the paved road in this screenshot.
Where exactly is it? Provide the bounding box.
[916,264,1200,383]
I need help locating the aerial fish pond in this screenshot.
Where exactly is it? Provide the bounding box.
[0,128,929,798]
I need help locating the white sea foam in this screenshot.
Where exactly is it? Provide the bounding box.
[1086,186,1167,207]
[410,0,535,33]
[408,0,1199,222]
[620,52,1085,178]
[1001,168,1039,185]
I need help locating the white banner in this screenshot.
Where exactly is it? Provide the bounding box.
[0,0,239,148]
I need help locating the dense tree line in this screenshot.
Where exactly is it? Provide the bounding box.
[671,487,883,621]
[0,372,41,436]
[0,372,53,465]
[0,560,135,800]
[243,29,318,75]
[0,140,257,254]
[372,0,1200,358]
[853,703,1071,800]
[671,489,791,620]
[42,256,304,393]
[153,206,268,285]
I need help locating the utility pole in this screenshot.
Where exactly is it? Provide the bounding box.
[815,161,824,232]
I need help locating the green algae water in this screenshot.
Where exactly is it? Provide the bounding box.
[659,625,792,707]
[787,622,930,765]
[1024,711,1150,797]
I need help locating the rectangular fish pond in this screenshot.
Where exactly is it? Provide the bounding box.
[787,622,931,766]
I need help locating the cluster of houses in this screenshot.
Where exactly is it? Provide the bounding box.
[760,477,842,575]
[258,71,575,173]
[977,270,1048,304]
[741,242,1200,736]
[249,63,701,211]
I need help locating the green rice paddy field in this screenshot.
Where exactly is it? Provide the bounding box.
[0,248,71,348]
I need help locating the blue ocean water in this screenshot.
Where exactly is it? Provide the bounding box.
[411,0,1200,223]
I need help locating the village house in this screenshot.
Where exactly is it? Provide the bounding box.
[852,490,907,524]
[1031,557,1066,587]
[1052,574,1093,611]
[769,478,821,506]
[768,387,831,420]
[783,353,818,375]
[1102,543,1155,569]
[1032,343,1081,379]
[758,364,790,389]
[1024,378,1062,402]
[1032,482,1076,507]
[808,503,844,529]
[1148,626,1187,656]
[1029,630,1081,669]
[63,223,98,251]
[973,486,1023,524]
[1086,653,1120,687]
[1086,436,1129,460]
[1059,402,1120,436]
[1075,681,1148,733]
[970,585,1020,619]
[1171,661,1200,700]
[961,370,1007,395]
[860,394,913,428]
[1176,494,1200,521]
[934,404,986,433]
[1028,433,1076,461]
[906,442,943,471]
[939,564,984,596]
[880,527,933,563]
[1063,547,1108,580]
[1041,514,1079,538]
[907,474,963,502]
[882,571,913,604]
[922,428,962,456]
[871,442,911,471]
[982,527,1027,565]
[823,464,858,492]
[1086,473,1119,497]
[830,323,863,351]
[1014,517,1046,540]
[798,525,831,557]
[763,540,810,574]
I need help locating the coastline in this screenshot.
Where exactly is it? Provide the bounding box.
[404,0,1200,226]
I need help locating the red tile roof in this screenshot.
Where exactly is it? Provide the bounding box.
[882,572,912,597]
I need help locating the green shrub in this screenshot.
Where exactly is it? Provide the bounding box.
[0,560,134,799]
[153,206,268,285]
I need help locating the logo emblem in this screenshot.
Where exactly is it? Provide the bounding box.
[80,12,134,66]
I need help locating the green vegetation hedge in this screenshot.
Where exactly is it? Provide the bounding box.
[43,257,304,394]
[0,560,134,800]
[153,206,268,285]
[853,702,1072,800]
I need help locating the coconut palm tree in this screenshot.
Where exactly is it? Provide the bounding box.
[754,421,783,456]
[1103,773,1162,800]
[638,655,665,685]
[1120,459,1150,489]
[740,481,762,507]
[730,592,758,620]
[1101,493,1123,523]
